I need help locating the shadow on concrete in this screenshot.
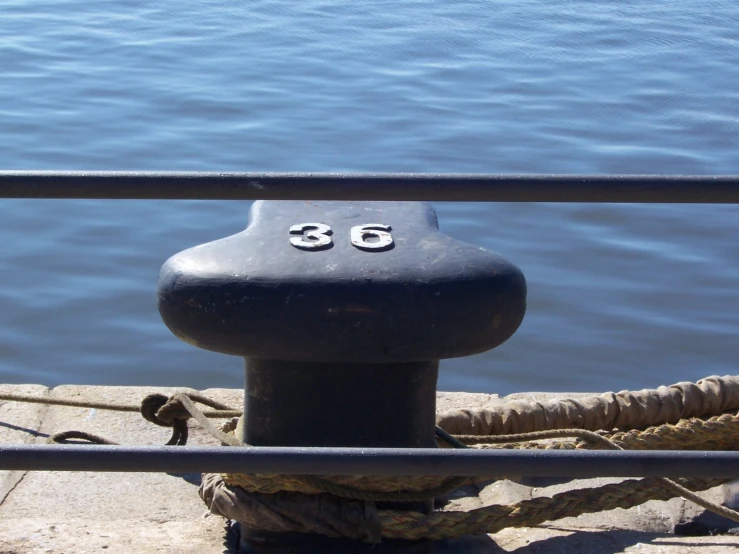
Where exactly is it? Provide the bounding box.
[209,526,737,553]
[437,528,725,553]
[437,534,505,553]
[655,540,737,547]
[167,471,203,486]
[674,509,739,536]
[499,528,674,553]
[222,520,241,554]
[0,420,48,438]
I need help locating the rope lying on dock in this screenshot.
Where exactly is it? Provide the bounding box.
[379,477,731,541]
[454,410,739,451]
[0,390,241,446]
[2,374,739,541]
[437,374,739,435]
[209,407,739,540]
[211,374,739,540]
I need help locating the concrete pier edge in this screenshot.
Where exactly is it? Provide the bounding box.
[1,384,736,553]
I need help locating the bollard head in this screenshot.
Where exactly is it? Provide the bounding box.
[158,201,526,363]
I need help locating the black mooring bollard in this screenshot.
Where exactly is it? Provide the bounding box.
[157,201,526,553]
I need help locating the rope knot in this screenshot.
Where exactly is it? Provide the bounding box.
[140,393,190,445]
[141,393,191,427]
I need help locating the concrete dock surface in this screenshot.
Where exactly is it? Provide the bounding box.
[1,385,737,553]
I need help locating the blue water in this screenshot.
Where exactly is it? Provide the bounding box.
[1,1,738,395]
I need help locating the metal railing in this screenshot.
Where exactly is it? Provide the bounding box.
[0,445,738,477]
[1,171,739,202]
[1,171,738,478]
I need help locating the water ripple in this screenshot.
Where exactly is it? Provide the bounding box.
[0,0,738,394]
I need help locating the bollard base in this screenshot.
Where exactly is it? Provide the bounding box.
[243,360,439,448]
[240,360,438,552]
[239,528,433,553]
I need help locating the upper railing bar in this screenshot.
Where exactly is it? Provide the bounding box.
[1,171,739,202]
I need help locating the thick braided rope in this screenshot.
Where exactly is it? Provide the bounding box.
[437,374,739,436]
[220,425,739,528]
[455,410,739,451]
[222,429,612,495]
[221,422,739,521]
[222,418,739,504]
[221,473,474,496]
[446,423,739,528]
[607,411,739,450]
[220,422,470,501]
[299,475,470,503]
[378,477,729,540]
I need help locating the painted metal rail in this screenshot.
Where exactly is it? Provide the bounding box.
[0,445,737,477]
[2,172,738,481]
[1,171,739,202]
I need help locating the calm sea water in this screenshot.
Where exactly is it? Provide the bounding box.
[1,1,738,395]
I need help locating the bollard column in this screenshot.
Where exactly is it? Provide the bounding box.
[157,201,526,552]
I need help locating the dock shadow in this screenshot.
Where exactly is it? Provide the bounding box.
[221,520,241,554]
[497,528,702,553]
[167,472,203,486]
[212,526,723,554]
[0,419,49,438]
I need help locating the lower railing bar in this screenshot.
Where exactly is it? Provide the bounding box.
[1,171,739,202]
[0,445,737,477]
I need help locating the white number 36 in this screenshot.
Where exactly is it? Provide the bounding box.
[289,223,393,251]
